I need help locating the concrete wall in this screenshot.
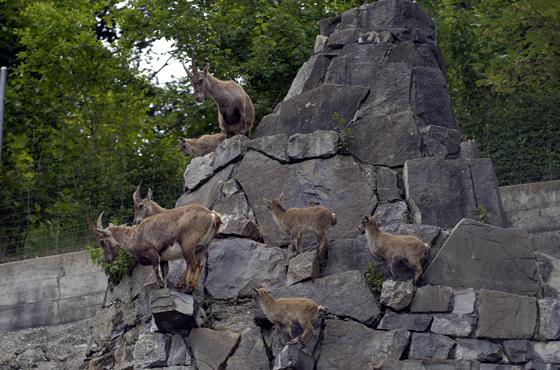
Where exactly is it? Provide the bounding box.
[500,180,560,258]
[0,250,107,331]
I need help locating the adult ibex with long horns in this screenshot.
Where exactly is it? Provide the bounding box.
[92,204,221,293]
[184,57,254,138]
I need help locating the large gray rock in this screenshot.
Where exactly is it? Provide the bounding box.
[375,201,409,227]
[149,289,196,333]
[213,192,259,239]
[317,320,409,369]
[420,125,462,158]
[431,314,476,337]
[533,342,560,364]
[360,0,436,38]
[189,328,240,370]
[287,251,316,286]
[236,151,377,247]
[324,43,390,86]
[403,158,505,227]
[409,333,455,360]
[272,270,380,325]
[537,299,560,340]
[404,158,506,228]
[273,343,315,370]
[287,130,339,160]
[284,54,331,100]
[254,84,368,137]
[536,252,560,298]
[453,288,476,315]
[376,166,401,202]
[454,339,503,362]
[322,236,379,277]
[168,334,192,366]
[133,333,170,368]
[410,285,453,313]
[423,219,538,296]
[377,311,433,332]
[502,340,537,364]
[247,134,289,163]
[176,164,234,209]
[380,280,416,311]
[213,135,249,172]
[382,360,480,370]
[227,327,270,370]
[183,152,215,191]
[476,289,537,339]
[206,238,285,300]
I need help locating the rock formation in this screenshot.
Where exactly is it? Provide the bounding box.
[78,1,558,369]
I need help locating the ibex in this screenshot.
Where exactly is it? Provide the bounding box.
[183,57,254,138]
[358,214,428,282]
[178,132,226,157]
[265,194,336,258]
[92,205,221,293]
[132,185,166,225]
[254,287,326,346]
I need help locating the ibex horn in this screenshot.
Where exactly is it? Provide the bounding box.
[133,183,142,203]
[96,212,105,229]
[182,63,193,78]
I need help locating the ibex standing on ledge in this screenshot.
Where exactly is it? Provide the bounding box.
[184,58,254,138]
[132,185,166,225]
[254,287,326,346]
[92,205,221,293]
[359,214,428,283]
[266,194,337,258]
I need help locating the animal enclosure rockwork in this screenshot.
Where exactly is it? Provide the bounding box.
[74,1,557,369]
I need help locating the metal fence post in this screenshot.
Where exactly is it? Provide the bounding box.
[0,66,7,161]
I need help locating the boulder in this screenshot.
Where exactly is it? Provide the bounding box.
[272,270,380,325]
[420,125,462,158]
[377,311,433,332]
[476,289,537,339]
[287,130,339,160]
[454,339,503,363]
[183,152,215,191]
[273,343,315,370]
[205,238,285,300]
[314,35,328,53]
[453,288,476,315]
[176,164,234,209]
[324,43,389,86]
[284,54,331,101]
[317,319,409,369]
[422,219,538,296]
[327,26,361,48]
[537,299,560,340]
[227,327,270,370]
[533,342,560,364]
[247,134,289,163]
[536,252,560,298]
[287,251,316,286]
[409,333,455,360]
[360,0,436,38]
[404,158,506,228]
[167,334,192,366]
[213,192,259,239]
[381,360,480,370]
[410,285,453,313]
[375,201,409,227]
[188,328,240,370]
[502,340,537,364]
[479,365,525,370]
[319,16,340,37]
[347,111,424,167]
[254,84,368,137]
[376,167,401,202]
[236,151,377,247]
[380,280,416,311]
[149,289,196,333]
[212,135,249,171]
[322,237,381,277]
[133,333,170,368]
[430,314,475,337]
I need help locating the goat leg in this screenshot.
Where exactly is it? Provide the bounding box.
[160,261,169,288]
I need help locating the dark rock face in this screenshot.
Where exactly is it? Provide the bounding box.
[236,151,377,247]
[410,285,453,313]
[377,311,433,332]
[317,320,410,369]
[188,328,239,370]
[176,164,234,209]
[227,327,270,370]
[149,288,196,333]
[284,54,332,101]
[422,219,539,295]
[404,158,506,228]
[409,332,455,360]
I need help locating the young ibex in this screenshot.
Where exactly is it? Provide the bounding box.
[178,132,226,157]
[92,204,221,293]
[254,287,326,346]
[359,214,428,282]
[266,194,336,258]
[184,57,254,138]
[132,185,166,225]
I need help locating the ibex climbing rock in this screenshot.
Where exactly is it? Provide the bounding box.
[265,194,337,258]
[93,205,221,293]
[183,58,254,138]
[358,214,428,283]
[254,287,326,346]
[178,132,226,158]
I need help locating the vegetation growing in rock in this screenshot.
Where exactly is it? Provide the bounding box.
[364,262,385,299]
[87,245,136,286]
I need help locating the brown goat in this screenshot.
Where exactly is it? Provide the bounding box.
[266,194,336,258]
[254,287,325,346]
[132,185,167,225]
[184,58,254,138]
[93,205,221,293]
[359,214,428,282]
[178,132,226,157]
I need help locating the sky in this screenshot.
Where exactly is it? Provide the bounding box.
[138,38,186,86]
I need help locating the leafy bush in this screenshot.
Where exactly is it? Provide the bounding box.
[364,262,385,298]
[87,245,137,286]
